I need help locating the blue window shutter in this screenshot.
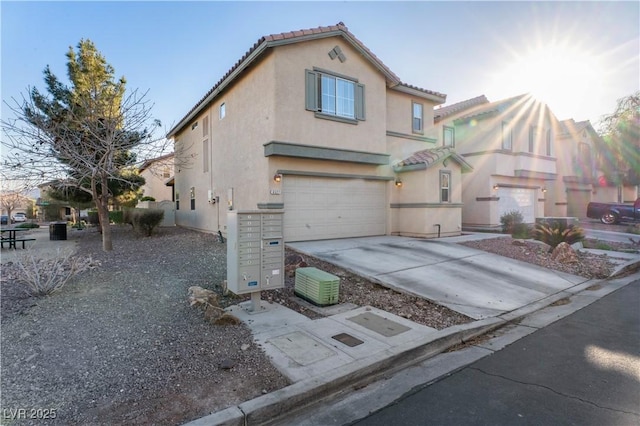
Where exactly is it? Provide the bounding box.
[305,70,318,111]
[355,83,365,120]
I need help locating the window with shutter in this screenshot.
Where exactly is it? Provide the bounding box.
[305,69,364,122]
[502,121,512,150]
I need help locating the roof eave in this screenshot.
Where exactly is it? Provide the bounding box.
[390,84,446,104]
[167,42,269,138]
[394,152,473,173]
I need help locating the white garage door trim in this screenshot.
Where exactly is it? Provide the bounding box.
[498,187,536,223]
[283,176,386,242]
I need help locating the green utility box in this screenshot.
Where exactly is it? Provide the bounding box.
[294,267,340,306]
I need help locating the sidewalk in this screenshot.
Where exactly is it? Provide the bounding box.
[0,224,82,264]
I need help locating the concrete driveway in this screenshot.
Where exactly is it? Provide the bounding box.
[288,235,589,320]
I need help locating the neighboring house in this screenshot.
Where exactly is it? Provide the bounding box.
[432,94,558,229]
[547,119,598,217]
[551,119,637,216]
[138,153,174,202]
[167,22,472,241]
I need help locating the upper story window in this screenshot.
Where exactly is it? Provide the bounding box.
[321,75,354,118]
[443,126,455,147]
[528,125,537,153]
[305,69,365,122]
[162,166,170,179]
[412,102,423,133]
[440,171,451,203]
[502,121,512,150]
[577,142,592,180]
[219,103,226,120]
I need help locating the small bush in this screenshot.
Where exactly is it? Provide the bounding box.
[15,222,40,229]
[109,210,124,224]
[8,249,99,296]
[140,196,156,202]
[131,209,164,236]
[500,210,524,234]
[532,222,585,250]
[87,211,99,225]
[511,223,531,239]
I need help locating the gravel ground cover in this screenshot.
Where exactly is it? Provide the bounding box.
[1,226,288,425]
[1,223,636,425]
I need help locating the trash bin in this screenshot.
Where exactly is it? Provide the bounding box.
[49,222,67,240]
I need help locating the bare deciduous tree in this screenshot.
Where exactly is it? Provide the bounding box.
[1,40,170,250]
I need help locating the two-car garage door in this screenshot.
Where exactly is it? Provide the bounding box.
[283,176,386,242]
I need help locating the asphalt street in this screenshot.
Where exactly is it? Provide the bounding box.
[353,279,640,426]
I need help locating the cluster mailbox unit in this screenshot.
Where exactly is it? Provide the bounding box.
[227,210,284,311]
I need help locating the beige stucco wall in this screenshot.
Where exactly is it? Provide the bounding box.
[173,51,278,234]
[272,39,387,155]
[139,158,173,202]
[390,161,463,238]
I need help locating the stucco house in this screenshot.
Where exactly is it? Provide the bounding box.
[431,94,559,229]
[137,153,174,203]
[546,119,598,217]
[550,119,637,217]
[167,22,473,241]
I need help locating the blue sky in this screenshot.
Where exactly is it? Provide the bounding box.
[2,1,638,140]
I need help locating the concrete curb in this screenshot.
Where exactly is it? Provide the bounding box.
[184,318,504,426]
[185,270,640,426]
[609,258,640,278]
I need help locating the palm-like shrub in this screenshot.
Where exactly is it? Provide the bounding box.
[532,222,585,250]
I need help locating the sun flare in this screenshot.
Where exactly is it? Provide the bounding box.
[490,42,606,119]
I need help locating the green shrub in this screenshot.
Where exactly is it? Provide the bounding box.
[131,209,164,236]
[511,223,531,239]
[500,210,524,234]
[532,222,585,250]
[109,210,124,224]
[15,222,40,229]
[140,196,156,202]
[87,211,99,225]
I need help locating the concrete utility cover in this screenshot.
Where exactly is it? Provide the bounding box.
[332,333,365,347]
[347,312,411,337]
[268,331,335,366]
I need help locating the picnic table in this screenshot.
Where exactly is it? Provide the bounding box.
[0,228,35,249]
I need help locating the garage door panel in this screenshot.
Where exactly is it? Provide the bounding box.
[283,176,386,242]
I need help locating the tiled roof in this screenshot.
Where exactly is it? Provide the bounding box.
[559,119,591,135]
[394,146,473,173]
[452,93,530,122]
[167,22,445,137]
[433,95,489,122]
[139,152,174,172]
